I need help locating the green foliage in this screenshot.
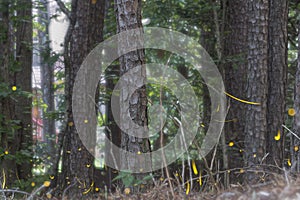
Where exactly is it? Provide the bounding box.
[112,171,152,188]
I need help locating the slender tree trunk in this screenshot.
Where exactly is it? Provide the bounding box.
[115,0,151,192]
[15,0,33,181]
[57,0,105,197]
[0,0,16,186]
[38,0,56,174]
[266,0,288,168]
[244,0,269,183]
[0,0,33,185]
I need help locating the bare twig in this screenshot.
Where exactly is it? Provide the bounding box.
[27,184,46,200]
[0,189,32,198]
[159,58,175,197]
[54,0,71,20]
[282,124,300,141]
[174,117,193,191]
[62,179,77,199]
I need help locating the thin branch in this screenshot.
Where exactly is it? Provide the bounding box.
[282,124,300,141]
[54,0,71,20]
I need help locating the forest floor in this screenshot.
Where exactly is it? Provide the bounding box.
[101,176,300,200]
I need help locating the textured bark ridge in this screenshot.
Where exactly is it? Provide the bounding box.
[115,0,151,188]
[266,0,288,168]
[244,0,269,182]
[57,0,105,197]
[224,0,248,183]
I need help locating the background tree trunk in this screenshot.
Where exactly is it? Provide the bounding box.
[38,0,56,175]
[292,14,300,172]
[0,0,33,185]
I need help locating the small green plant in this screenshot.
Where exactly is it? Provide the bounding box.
[112,171,152,188]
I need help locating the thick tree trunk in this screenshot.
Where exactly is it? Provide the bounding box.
[115,0,151,191]
[244,0,269,182]
[266,0,288,168]
[58,0,105,197]
[223,0,248,183]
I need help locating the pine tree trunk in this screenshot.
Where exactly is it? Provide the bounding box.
[57,0,105,197]
[223,0,248,183]
[244,0,269,182]
[266,0,288,168]
[115,0,151,191]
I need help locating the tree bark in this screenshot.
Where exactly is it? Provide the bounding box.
[115,0,151,191]
[244,0,269,183]
[266,0,288,168]
[57,0,105,197]
[0,0,33,185]
[223,0,248,183]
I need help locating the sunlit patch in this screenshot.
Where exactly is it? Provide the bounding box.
[274,130,281,141]
[160,177,164,181]
[287,159,292,167]
[46,193,52,199]
[228,141,234,147]
[68,122,74,127]
[224,91,260,105]
[199,171,202,186]
[216,104,220,112]
[124,187,130,195]
[11,86,17,91]
[83,181,94,195]
[288,108,296,116]
[192,160,198,175]
[185,182,190,195]
[294,146,299,152]
[43,181,51,187]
